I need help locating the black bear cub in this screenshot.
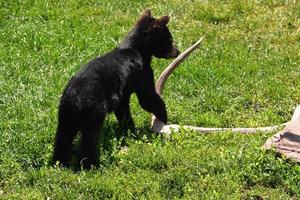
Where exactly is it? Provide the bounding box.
[52,9,180,169]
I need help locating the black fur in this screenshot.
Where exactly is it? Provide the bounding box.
[52,10,180,169]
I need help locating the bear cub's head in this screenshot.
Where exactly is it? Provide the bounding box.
[122,9,180,59]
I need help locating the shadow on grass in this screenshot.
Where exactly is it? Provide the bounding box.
[52,122,162,171]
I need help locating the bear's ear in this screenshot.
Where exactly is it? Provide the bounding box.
[152,16,170,29]
[142,9,152,18]
[137,9,152,25]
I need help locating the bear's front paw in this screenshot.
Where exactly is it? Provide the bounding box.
[150,116,166,133]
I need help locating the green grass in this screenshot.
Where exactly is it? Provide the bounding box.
[1,0,300,199]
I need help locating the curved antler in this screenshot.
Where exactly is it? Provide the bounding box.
[150,37,293,134]
[155,37,204,95]
[151,38,204,131]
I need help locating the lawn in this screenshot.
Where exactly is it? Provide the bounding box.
[1,0,300,199]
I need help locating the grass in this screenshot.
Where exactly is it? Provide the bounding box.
[1,0,300,199]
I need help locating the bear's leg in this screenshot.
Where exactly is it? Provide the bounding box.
[114,99,135,139]
[78,119,103,169]
[137,92,168,124]
[52,121,78,167]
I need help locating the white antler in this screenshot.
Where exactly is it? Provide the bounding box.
[155,37,204,96]
[151,37,293,134]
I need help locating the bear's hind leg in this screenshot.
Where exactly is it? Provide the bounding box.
[78,118,104,170]
[52,121,78,167]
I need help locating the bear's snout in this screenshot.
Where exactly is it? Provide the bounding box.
[167,44,180,58]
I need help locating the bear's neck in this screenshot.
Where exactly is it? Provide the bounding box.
[119,31,152,66]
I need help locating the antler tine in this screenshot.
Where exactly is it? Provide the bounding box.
[151,38,204,132]
[155,37,204,95]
